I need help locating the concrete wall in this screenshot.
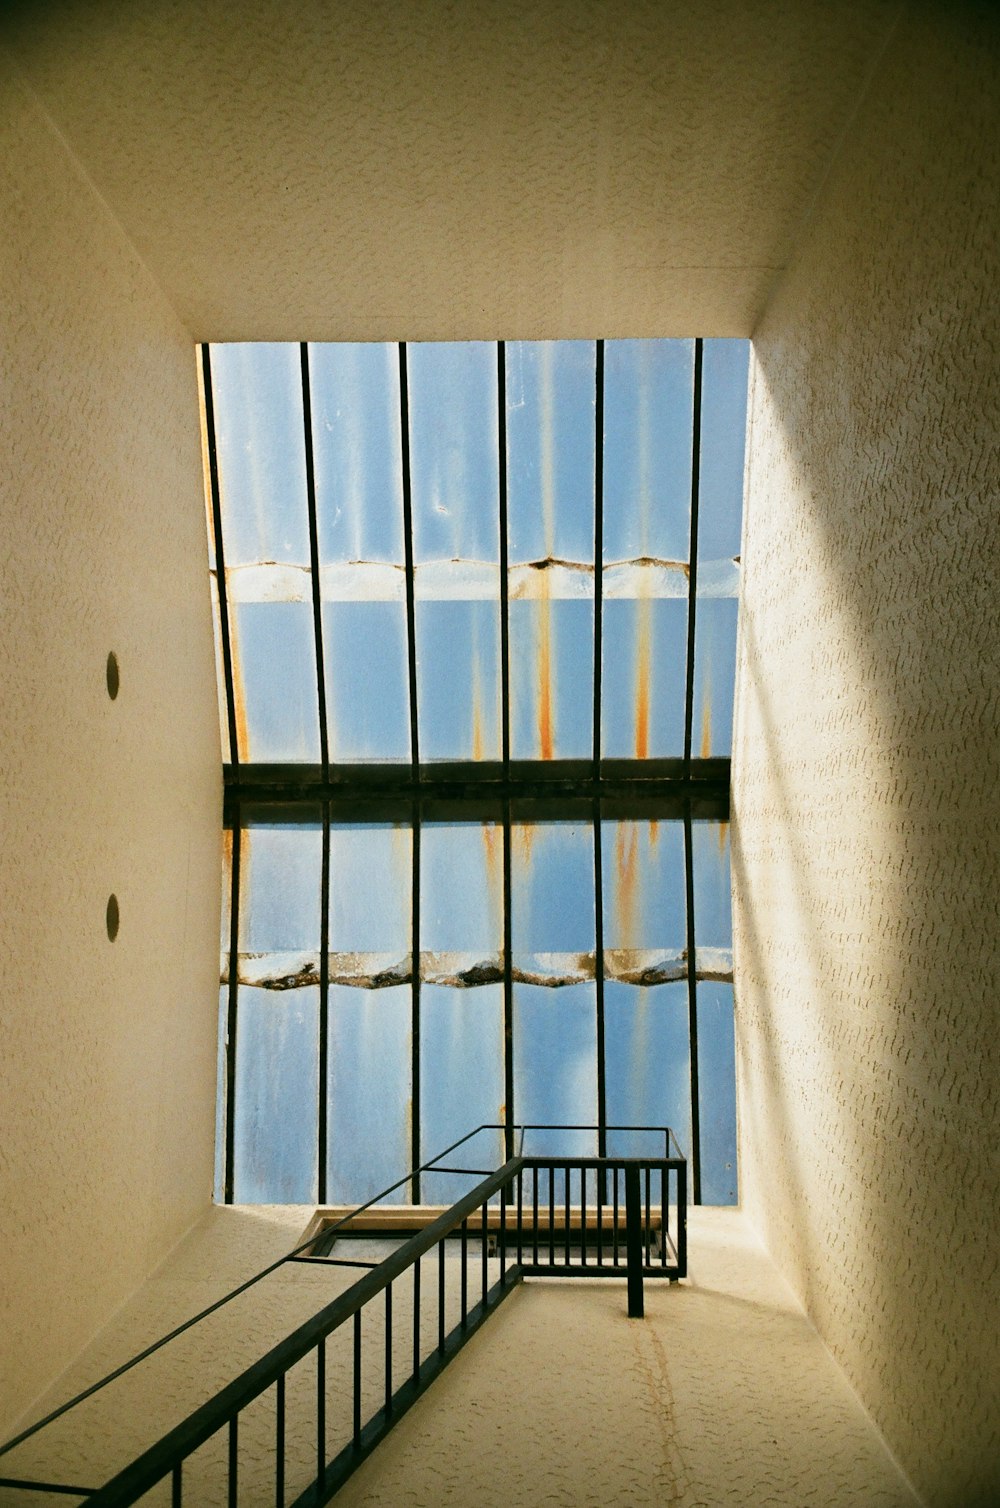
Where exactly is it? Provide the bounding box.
[0,56,221,1433]
[733,6,1000,1504]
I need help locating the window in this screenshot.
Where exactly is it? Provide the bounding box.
[202,339,747,1209]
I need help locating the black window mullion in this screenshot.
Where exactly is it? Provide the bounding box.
[683,806,701,1204]
[201,345,240,769]
[592,340,607,1160]
[683,338,704,770]
[399,343,420,771]
[318,801,330,1204]
[683,338,704,1201]
[224,808,242,1204]
[398,344,422,1200]
[498,342,514,1162]
[300,344,330,778]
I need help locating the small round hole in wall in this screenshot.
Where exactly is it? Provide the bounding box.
[106,893,120,942]
[106,651,120,700]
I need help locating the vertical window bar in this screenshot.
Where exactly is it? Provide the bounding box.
[498,342,515,1162]
[592,341,607,1163]
[223,808,241,1205]
[399,343,422,1201]
[300,344,330,777]
[683,339,704,1202]
[684,806,702,1203]
[683,339,704,769]
[399,342,420,770]
[200,345,240,769]
[498,340,511,776]
[410,809,421,1203]
[318,801,330,1204]
[172,1463,182,1508]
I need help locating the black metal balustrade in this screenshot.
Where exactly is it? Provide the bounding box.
[0,1125,685,1506]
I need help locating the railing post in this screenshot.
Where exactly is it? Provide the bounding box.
[624,1165,644,1319]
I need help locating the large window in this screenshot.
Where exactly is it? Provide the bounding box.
[202,339,747,1208]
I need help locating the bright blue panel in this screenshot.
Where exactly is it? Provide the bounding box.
[310,343,404,565]
[240,824,322,953]
[408,344,499,564]
[604,981,691,1162]
[506,341,595,565]
[691,596,738,757]
[698,339,749,563]
[233,985,319,1202]
[696,982,738,1204]
[691,821,732,949]
[415,600,501,761]
[509,599,593,760]
[323,602,410,762]
[603,340,693,565]
[422,824,502,956]
[602,820,685,952]
[327,985,410,1204]
[212,344,309,567]
[232,601,320,762]
[420,985,505,1202]
[329,825,411,954]
[601,598,687,758]
[513,983,597,1158]
[511,823,594,958]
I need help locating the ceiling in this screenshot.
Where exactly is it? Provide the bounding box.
[2,0,902,340]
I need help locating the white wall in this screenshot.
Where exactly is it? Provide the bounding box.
[0,55,221,1433]
[733,5,1000,1503]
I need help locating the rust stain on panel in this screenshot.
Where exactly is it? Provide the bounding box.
[614,821,641,951]
[699,691,712,759]
[471,656,484,761]
[537,581,554,760]
[634,595,652,760]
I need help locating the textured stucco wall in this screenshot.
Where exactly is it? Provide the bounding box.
[0,1208,917,1506]
[2,0,902,341]
[0,56,221,1434]
[733,5,1000,1504]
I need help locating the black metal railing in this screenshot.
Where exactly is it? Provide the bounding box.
[0,1125,685,1505]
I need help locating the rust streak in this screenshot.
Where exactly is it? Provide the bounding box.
[537,345,556,761]
[634,595,651,760]
[471,657,484,762]
[614,821,641,952]
[699,689,712,759]
[537,577,554,760]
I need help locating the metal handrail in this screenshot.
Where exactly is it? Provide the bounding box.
[87,1160,522,1507]
[0,1122,500,1463]
[1,1125,684,1505]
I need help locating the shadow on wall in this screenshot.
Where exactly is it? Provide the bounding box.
[732,8,1000,1500]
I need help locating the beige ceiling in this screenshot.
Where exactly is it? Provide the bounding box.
[3,0,902,340]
